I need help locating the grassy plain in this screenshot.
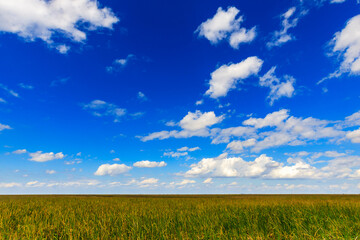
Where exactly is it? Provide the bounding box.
[0,194,359,239]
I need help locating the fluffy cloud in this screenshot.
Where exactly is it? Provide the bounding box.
[177,146,200,152]
[206,56,263,98]
[0,123,11,131]
[259,67,296,105]
[326,14,360,78]
[83,100,126,122]
[347,129,360,143]
[94,163,132,176]
[183,153,360,179]
[267,7,302,48]
[133,160,167,168]
[196,7,256,49]
[46,170,56,174]
[29,151,65,162]
[226,138,256,153]
[141,111,223,141]
[0,0,118,53]
[179,111,224,131]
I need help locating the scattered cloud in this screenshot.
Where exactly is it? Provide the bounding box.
[18,83,34,89]
[321,14,360,82]
[29,151,65,162]
[46,170,56,174]
[133,160,167,168]
[183,152,360,179]
[0,123,11,131]
[0,84,19,98]
[205,56,263,98]
[347,129,360,143]
[0,0,119,53]
[196,7,256,49]
[0,182,22,188]
[203,178,213,184]
[83,100,126,122]
[94,163,132,176]
[13,149,27,154]
[267,7,304,48]
[259,67,296,105]
[141,110,224,141]
[137,91,148,101]
[106,54,136,72]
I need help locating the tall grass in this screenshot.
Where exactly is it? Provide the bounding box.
[0,195,359,239]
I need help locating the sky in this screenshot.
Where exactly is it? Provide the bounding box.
[0,0,360,194]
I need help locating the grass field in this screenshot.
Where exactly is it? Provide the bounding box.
[0,195,359,239]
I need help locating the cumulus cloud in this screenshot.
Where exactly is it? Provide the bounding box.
[347,129,360,143]
[177,146,200,152]
[267,7,302,48]
[179,111,224,131]
[141,110,223,141]
[196,6,256,49]
[83,100,126,122]
[226,138,256,153]
[111,178,160,188]
[0,0,119,53]
[259,67,296,105]
[133,160,167,168]
[29,151,65,162]
[183,153,360,179]
[321,14,360,81]
[94,163,132,176]
[206,56,263,98]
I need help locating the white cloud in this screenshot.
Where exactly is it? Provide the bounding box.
[195,99,204,105]
[347,129,360,143]
[183,153,360,179]
[0,0,119,51]
[206,56,263,98]
[0,98,6,103]
[113,158,120,161]
[26,181,46,187]
[83,100,126,122]
[163,151,188,158]
[18,83,34,89]
[180,111,224,131]
[326,14,360,78]
[46,170,56,174]
[56,44,70,54]
[226,138,256,153]
[111,178,160,188]
[141,111,223,141]
[0,123,11,131]
[0,182,22,188]
[267,7,302,48]
[203,178,213,184]
[172,179,196,186]
[29,151,65,162]
[94,163,132,176]
[177,146,200,152]
[259,67,296,105]
[13,149,27,154]
[0,84,19,98]
[133,160,167,168]
[196,7,256,49]
[243,109,290,129]
[137,91,148,101]
[106,54,136,72]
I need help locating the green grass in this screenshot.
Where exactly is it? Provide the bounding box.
[0,195,359,239]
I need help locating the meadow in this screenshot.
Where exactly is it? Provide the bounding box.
[0,195,359,239]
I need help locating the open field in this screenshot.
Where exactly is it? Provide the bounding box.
[0,195,359,239]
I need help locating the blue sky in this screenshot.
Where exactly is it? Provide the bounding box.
[0,0,360,194]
